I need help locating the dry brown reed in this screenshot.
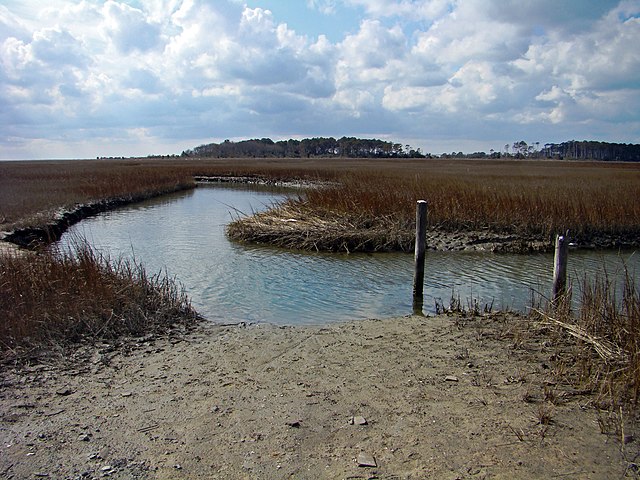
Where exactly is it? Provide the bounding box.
[226,199,414,252]
[0,241,198,359]
[229,161,640,251]
[303,165,640,243]
[0,157,335,233]
[3,158,639,250]
[535,267,640,410]
[0,159,196,231]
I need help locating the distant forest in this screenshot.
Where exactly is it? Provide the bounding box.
[181,137,424,158]
[180,137,640,161]
[539,140,640,161]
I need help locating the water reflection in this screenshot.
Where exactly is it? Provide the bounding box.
[58,185,639,325]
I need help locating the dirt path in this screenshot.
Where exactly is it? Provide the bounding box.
[1,314,637,479]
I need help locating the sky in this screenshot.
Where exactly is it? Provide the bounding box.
[0,0,639,159]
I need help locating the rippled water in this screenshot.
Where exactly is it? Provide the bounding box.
[58,185,639,325]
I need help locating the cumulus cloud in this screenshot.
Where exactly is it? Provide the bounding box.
[307,0,339,15]
[0,0,638,159]
[102,1,162,53]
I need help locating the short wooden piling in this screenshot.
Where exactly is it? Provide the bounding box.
[413,200,428,312]
[552,233,569,304]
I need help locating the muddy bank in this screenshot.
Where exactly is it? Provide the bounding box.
[226,192,639,253]
[194,175,335,190]
[226,202,635,254]
[1,184,194,250]
[1,313,636,479]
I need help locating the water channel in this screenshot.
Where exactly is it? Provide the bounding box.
[57,184,639,325]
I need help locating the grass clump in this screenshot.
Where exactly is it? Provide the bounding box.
[535,267,640,410]
[227,198,414,252]
[0,242,199,359]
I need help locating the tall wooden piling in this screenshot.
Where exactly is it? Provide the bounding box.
[552,233,569,304]
[413,200,428,312]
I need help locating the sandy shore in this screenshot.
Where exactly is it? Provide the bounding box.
[1,314,636,479]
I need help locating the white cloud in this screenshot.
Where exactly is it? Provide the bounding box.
[102,1,162,54]
[31,28,89,66]
[0,0,638,159]
[333,19,408,113]
[346,0,451,20]
[307,0,339,15]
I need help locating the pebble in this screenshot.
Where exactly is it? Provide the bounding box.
[78,433,91,442]
[350,416,368,425]
[357,452,377,467]
[445,375,459,382]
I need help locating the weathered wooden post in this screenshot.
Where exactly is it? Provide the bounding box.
[552,232,569,304]
[413,200,428,313]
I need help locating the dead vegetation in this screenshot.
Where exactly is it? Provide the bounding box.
[227,160,640,252]
[0,241,199,360]
[226,199,414,252]
[532,267,640,412]
[3,157,639,250]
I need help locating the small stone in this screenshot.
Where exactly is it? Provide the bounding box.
[286,420,301,428]
[445,375,459,382]
[78,433,91,442]
[56,388,73,396]
[121,392,133,397]
[101,465,113,472]
[624,434,634,444]
[351,416,368,425]
[357,452,377,467]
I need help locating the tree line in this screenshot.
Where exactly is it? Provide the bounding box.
[453,140,640,161]
[181,137,639,161]
[539,141,640,161]
[181,137,426,158]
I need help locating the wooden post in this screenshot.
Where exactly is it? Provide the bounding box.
[552,233,569,304]
[413,200,428,313]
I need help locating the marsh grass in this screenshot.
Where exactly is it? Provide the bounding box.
[0,158,331,233]
[226,199,414,252]
[225,160,640,251]
[2,158,639,250]
[0,240,198,359]
[534,266,640,410]
[0,160,197,231]
[575,268,640,407]
[304,167,640,242]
